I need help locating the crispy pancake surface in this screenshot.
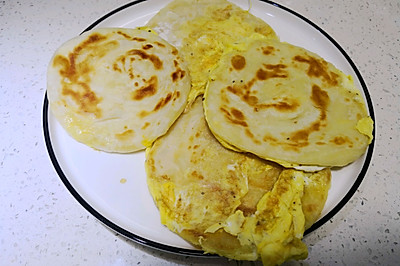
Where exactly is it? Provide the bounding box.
[204,38,373,167]
[146,0,278,103]
[47,28,190,152]
[145,98,331,263]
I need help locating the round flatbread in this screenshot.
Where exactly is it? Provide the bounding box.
[204,38,373,167]
[47,27,191,152]
[146,0,278,103]
[145,97,331,263]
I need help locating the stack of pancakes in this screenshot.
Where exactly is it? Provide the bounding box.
[47,0,373,265]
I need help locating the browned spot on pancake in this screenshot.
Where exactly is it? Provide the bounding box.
[131,76,158,100]
[171,48,178,55]
[171,69,186,82]
[263,134,278,143]
[226,85,240,95]
[226,83,258,107]
[215,4,234,19]
[226,83,298,113]
[231,55,246,70]
[115,129,134,140]
[73,33,108,56]
[330,136,353,146]
[256,64,288,80]
[171,59,186,82]
[256,97,299,112]
[142,44,153,50]
[225,63,295,114]
[53,33,113,118]
[280,85,330,150]
[291,129,310,142]
[246,129,261,144]
[155,41,166,48]
[220,88,230,104]
[230,108,245,120]
[116,31,133,40]
[138,110,150,118]
[191,170,204,180]
[288,121,321,147]
[220,107,248,127]
[303,203,318,214]
[53,55,71,76]
[237,205,257,216]
[293,55,339,86]
[113,61,122,72]
[311,84,330,120]
[132,37,146,42]
[262,46,275,55]
[154,92,172,111]
[243,94,259,106]
[61,83,103,117]
[127,49,163,70]
[160,174,170,181]
[146,157,156,173]
[141,122,150,130]
[113,54,137,78]
[152,90,180,112]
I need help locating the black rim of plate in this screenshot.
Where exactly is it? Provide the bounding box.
[42,0,376,257]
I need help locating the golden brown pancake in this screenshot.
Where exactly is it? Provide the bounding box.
[145,97,331,263]
[47,27,191,152]
[204,37,373,167]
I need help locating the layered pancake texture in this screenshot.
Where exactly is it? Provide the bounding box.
[146,0,278,103]
[145,98,331,264]
[204,38,373,167]
[47,28,191,152]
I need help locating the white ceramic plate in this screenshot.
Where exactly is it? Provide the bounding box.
[43,0,375,256]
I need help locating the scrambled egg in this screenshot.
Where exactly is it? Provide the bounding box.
[204,37,374,167]
[146,98,331,265]
[179,12,277,103]
[146,0,278,104]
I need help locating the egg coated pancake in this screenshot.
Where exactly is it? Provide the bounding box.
[204,38,373,167]
[145,98,331,263]
[146,0,278,104]
[47,28,191,153]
